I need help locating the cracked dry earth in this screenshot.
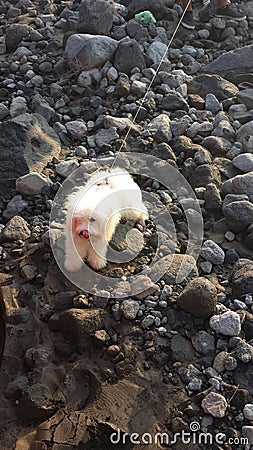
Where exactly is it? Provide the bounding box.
[0,259,189,450]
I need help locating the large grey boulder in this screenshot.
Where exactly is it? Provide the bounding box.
[65,34,118,68]
[0,113,61,198]
[77,0,113,35]
[204,45,253,77]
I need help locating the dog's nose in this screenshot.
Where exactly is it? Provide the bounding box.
[79,229,89,239]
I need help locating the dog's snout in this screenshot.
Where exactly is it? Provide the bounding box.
[79,229,89,239]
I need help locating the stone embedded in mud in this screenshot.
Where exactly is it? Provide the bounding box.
[58,309,107,352]
[177,277,217,318]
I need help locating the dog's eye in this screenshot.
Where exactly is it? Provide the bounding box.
[89,217,96,222]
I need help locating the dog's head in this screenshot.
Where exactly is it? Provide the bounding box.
[72,209,107,240]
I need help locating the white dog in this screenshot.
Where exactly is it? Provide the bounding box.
[64,168,148,272]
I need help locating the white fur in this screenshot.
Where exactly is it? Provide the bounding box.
[64,168,148,271]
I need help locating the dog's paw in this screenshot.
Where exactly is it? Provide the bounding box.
[64,258,83,272]
[88,257,107,271]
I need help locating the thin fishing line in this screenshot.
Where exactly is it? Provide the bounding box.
[110,0,193,171]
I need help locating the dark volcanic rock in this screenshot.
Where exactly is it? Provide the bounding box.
[187,74,239,101]
[229,259,253,298]
[5,24,31,53]
[223,200,253,232]
[162,92,189,112]
[204,44,253,77]
[77,0,113,35]
[113,39,146,75]
[177,277,217,318]
[0,114,60,198]
[188,164,221,188]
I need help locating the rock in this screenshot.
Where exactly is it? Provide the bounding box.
[202,136,232,156]
[0,103,9,120]
[131,275,158,300]
[93,290,110,309]
[210,311,241,336]
[204,44,253,77]
[237,89,253,110]
[65,121,87,139]
[232,153,253,172]
[0,114,60,197]
[188,164,221,188]
[222,200,253,232]
[146,114,172,144]
[201,392,227,418]
[147,41,168,64]
[5,24,31,53]
[161,92,188,111]
[153,254,199,285]
[204,183,222,210]
[77,0,113,35]
[95,128,119,147]
[187,74,239,101]
[16,383,55,422]
[224,356,237,371]
[177,277,217,318]
[120,300,139,320]
[103,115,141,133]
[10,96,27,118]
[242,426,253,445]
[212,119,236,140]
[3,195,28,220]
[113,39,145,75]
[235,341,253,363]
[201,240,225,265]
[77,69,102,88]
[54,292,76,310]
[141,315,155,329]
[58,309,106,352]
[223,172,253,195]
[65,34,118,69]
[21,263,37,280]
[31,95,55,122]
[229,259,253,298]
[237,120,253,152]
[205,93,221,114]
[0,216,31,242]
[16,172,52,195]
[191,330,215,355]
[213,351,229,373]
[56,160,79,177]
[243,404,253,420]
[127,0,176,21]
[170,334,195,363]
